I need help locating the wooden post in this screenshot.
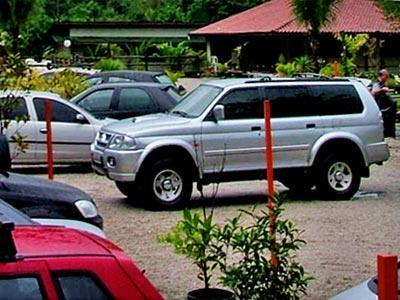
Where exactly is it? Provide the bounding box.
[377,253,398,300]
[264,100,277,266]
[44,101,54,180]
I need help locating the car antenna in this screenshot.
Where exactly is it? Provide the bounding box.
[0,217,20,261]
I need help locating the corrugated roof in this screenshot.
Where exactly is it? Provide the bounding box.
[192,0,400,36]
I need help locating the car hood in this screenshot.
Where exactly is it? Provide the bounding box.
[330,279,376,300]
[102,113,192,137]
[0,172,91,204]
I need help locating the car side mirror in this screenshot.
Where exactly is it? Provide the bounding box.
[213,105,225,122]
[0,135,11,173]
[178,85,186,94]
[76,114,88,124]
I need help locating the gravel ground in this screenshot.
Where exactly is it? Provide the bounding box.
[27,139,400,299]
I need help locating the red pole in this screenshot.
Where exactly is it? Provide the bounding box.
[44,101,54,180]
[264,100,275,196]
[378,253,398,300]
[264,100,277,267]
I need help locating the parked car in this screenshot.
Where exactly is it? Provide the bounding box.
[72,82,181,120]
[87,70,175,86]
[0,91,115,164]
[0,198,105,237]
[0,218,163,299]
[0,134,103,228]
[91,77,389,209]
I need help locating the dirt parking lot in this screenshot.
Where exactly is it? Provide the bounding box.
[28,139,400,299]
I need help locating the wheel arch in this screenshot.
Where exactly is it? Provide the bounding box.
[310,134,369,176]
[137,141,200,181]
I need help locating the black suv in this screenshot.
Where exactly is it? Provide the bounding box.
[72,82,181,120]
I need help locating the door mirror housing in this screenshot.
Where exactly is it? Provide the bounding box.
[76,114,88,124]
[213,105,225,122]
[0,135,11,173]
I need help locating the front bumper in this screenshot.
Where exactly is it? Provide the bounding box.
[91,144,143,182]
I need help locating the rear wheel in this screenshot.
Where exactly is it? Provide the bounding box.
[143,158,192,210]
[315,154,361,200]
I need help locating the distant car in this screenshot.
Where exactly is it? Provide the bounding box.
[0,198,105,237]
[0,91,115,164]
[0,219,163,300]
[87,70,175,86]
[72,82,181,120]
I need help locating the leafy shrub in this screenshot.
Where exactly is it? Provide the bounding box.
[213,195,311,300]
[160,194,310,299]
[158,208,217,289]
[4,69,88,99]
[94,58,126,71]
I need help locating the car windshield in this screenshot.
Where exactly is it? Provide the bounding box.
[169,85,222,118]
[0,199,35,225]
[155,74,174,86]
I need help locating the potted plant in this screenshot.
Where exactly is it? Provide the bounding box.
[159,208,235,300]
[212,194,311,300]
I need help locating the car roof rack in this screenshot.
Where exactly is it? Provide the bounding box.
[0,216,19,262]
[244,76,272,83]
[292,73,330,80]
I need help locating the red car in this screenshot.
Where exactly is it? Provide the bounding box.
[0,220,164,300]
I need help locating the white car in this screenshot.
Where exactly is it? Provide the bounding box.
[0,90,114,164]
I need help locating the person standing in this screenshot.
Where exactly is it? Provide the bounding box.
[372,69,397,138]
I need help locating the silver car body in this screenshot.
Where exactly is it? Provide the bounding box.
[91,79,389,183]
[0,91,114,164]
[330,278,377,300]
[33,218,106,238]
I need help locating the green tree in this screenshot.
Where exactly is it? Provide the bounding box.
[290,0,338,64]
[0,0,40,51]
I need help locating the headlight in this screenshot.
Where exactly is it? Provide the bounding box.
[75,200,98,218]
[109,135,136,150]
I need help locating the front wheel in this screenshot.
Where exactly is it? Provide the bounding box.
[115,181,138,198]
[315,154,361,200]
[143,158,193,210]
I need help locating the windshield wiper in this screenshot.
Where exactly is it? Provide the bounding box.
[170,110,191,118]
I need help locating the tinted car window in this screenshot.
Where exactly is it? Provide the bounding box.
[219,88,261,119]
[0,277,43,300]
[264,86,313,118]
[310,85,364,115]
[0,97,28,120]
[55,274,109,300]
[77,89,114,113]
[118,88,155,111]
[33,98,79,123]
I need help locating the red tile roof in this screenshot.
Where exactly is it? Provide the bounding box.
[192,0,400,36]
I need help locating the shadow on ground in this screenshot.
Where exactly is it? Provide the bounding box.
[11,164,93,175]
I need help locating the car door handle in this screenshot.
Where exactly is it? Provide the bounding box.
[306,123,316,129]
[39,128,47,134]
[251,126,262,131]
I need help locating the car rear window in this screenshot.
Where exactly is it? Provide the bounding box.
[309,85,364,115]
[0,276,44,300]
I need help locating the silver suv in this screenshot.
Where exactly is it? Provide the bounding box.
[91,78,390,209]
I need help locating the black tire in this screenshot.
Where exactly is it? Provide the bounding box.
[282,180,314,195]
[315,153,361,200]
[115,181,138,198]
[142,158,192,210]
